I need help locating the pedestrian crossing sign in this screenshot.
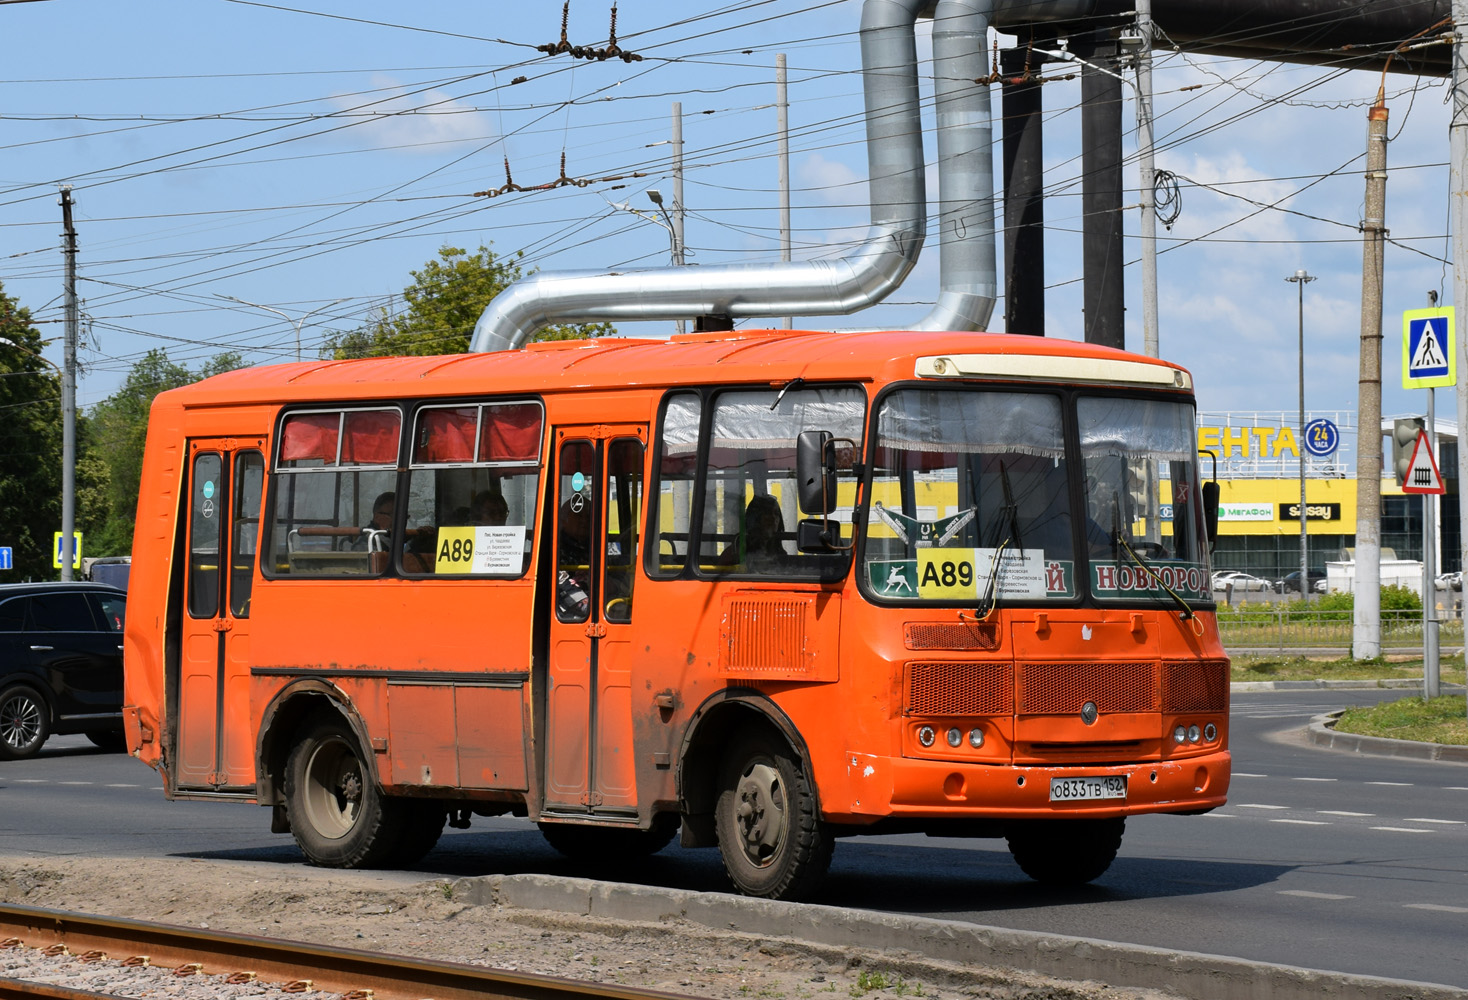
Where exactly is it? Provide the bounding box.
[1402,307,1455,388]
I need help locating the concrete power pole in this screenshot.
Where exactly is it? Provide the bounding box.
[59,186,78,583]
[1353,90,1389,660]
[777,53,792,329]
[1453,0,1468,722]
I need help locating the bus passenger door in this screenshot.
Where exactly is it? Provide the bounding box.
[543,426,647,817]
[175,439,265,792]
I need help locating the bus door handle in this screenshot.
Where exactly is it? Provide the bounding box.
[212,619,234,633]
[584,622,606,638]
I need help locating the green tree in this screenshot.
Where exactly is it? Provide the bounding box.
[88,349,246,556]
[0,283,108,579]
[325,244,612,358]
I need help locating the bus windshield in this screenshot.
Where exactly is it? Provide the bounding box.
[861,387,1211,607]
[863,387,1076,603]
[1078,395,1211,603]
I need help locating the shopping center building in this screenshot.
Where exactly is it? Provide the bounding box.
[1201,411,1459,581]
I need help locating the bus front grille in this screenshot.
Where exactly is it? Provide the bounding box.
[1016,661,1159,715]
[1163,660,1229,712]
[904,621,999,651]
[905,661,1013,716]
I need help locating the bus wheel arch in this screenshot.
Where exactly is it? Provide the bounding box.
[257,680,377,808]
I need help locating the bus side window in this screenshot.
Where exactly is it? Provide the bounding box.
[648,393,701,577]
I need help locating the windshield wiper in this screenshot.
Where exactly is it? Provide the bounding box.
[1116,532,1195,622]
[999,461,1024,554]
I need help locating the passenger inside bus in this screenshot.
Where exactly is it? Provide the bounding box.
[556,497,592,620]
[471,491,508,526]
[719,494,786,572]
[354,491,395,551]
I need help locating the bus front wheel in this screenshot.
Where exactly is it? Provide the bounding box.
[284,717,402,868]
[1005,817,1125,885]
[714,730,832,901]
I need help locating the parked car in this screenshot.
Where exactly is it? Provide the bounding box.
[1435,571,1462,592]
[1277,569,1327,594]
[0,582,126,760]
[1213,571,1273,593]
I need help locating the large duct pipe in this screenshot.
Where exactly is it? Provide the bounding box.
[907,0,997,331]
[471,0,938,352]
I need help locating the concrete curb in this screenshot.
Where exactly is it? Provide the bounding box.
[449,874,1466,1000]
[1307,710,1468,763]
[1231,678,1435,692]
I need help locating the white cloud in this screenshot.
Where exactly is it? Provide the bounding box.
[329,75,493,151]
[797,152,864,204]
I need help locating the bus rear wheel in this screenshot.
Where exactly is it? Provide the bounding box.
[284,717,403,869]
[1005,817,1125,885]
[714,730,831,901]
[539,816,678,860]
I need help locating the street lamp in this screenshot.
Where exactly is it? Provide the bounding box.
[218,295,347,362]
[608,192,686,334]
[1286,269,1316,600]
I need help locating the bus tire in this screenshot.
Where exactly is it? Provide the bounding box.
[283,718,403,869]
[0,685,49,760]
[539,816,678,860]
[715,730,831,901]
[388,804,446,867]
[1005,817,1125,885]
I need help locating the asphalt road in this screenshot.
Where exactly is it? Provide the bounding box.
[1,688,1463,988]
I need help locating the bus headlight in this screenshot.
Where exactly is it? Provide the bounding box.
[1204,723,1217,742]
[1188,724,1201,744]
[968,728,984,749]
[946,727,962,748]
[1173,725,1187,744]
[917,725,936,748]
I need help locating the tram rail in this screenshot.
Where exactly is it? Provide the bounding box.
[0,903,694,1000]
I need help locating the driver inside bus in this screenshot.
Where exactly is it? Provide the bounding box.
[719,494,786,572]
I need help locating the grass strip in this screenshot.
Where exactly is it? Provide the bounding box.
[1333,695,1468,746]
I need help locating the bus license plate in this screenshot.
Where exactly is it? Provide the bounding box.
[1049,775,1127,802]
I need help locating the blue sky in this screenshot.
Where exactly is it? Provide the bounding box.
[0,0,1456,427]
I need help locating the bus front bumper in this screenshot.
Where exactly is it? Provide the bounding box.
[836,749,1230,822]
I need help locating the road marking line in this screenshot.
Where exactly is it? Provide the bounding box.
[57,781,92,786]
[105,783,139,788]
[1372,826,1434,834]
[1271,819,1328,825]
[1279,890,1353,900]
[1403,818,1465,825]
[1236,804,1290,810]
[1233,773,1268,778]
[1319,811,1374,817]
[1445,787,1468,792]
[1405,903,1468,913]
[12,779,47,784]
[1366,781,1413,787]
[1292,777,1337,782]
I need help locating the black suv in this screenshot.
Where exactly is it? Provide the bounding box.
[0,582,127,759]
[1277,569,1326,594]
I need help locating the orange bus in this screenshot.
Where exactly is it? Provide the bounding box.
[124,329,1229,900]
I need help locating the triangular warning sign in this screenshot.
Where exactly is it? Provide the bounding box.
[1402,430,1446,494]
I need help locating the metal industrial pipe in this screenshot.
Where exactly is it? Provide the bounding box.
[470,0,942,352]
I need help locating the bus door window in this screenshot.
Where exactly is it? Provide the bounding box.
[556,440,596,623]
[230,451,264,617]
[604,438,644,624]
[188,452,224,618]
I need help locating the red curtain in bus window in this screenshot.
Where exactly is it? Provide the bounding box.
[278,412,340,464]
[341,409,401,465]
[480,403,542,462]
[416,407,476,463]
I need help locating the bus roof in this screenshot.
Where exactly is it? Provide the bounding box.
[159,329,1192,408]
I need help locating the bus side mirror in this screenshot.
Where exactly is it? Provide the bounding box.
[796,430,836,515]
[1203,480,1220,549]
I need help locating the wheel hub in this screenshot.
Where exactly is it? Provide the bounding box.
[735,762,785,866]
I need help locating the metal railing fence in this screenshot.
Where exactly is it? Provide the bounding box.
[1216,606,1464,652]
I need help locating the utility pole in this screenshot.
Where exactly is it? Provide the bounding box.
[1132,0,1160,358]
[1353,89,1389,660]
[777,54,792,329]
[672,101,686,334]
[1452,0,1468,724]
[1287,269,1314,603]
[59,186,78,583]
